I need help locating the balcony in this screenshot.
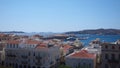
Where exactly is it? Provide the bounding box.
[108,59,119,64]
[7,54,16,57]
[21,55,28,59]
[35,56,42,60]
[21,61,28,64]
[35,62,42,65]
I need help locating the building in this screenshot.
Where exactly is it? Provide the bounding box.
[59,44,74,64]
[60,44,74,56]
[0,34,9,66]
[0,34,11,41]
[85,38,101,54]
[73,38,83,50]
[65,50,96,68]
[84,38,102,68]
[4,39,61,68]
[101,40,120,68]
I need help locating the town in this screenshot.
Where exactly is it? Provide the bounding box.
[0,33,120,68]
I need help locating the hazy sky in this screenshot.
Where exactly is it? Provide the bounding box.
[0,0,120,32]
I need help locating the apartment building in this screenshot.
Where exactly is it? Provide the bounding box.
[101,40,120,68]
[4,39,61,68]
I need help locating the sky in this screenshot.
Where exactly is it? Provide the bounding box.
[0,0,120,32]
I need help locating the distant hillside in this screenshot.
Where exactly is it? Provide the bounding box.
[65,29,120,35]
[0,31,25,33]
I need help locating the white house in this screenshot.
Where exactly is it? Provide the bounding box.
[65,50,96,68]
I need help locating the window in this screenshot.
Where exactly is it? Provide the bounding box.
[10,44,12,48]
[33,52,35,56]
[6,62,8,67]
[16,44,18,48]
[29,52,30,56]
[105,54,108,59]
[105,64,108,68]
[15,63,18,68]
[6,43,8,46]
[7,44,9,48]
[105,45,108,49]
[9,63,11,66]
[78,63,81,68]
[37,67,40,68]
[112,46,115,49]
[82,63,86,68]
[13,44,15,48]
[28,66,31,68]
[50,61,53,64]
[119,54,120,59]
[89,63,91,68]
[1,61,4,66]
[111,54,115,60]
[24,65,26,68]
[32,66,35,68]
[19,65,22,68]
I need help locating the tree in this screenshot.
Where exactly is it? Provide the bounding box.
[0,65,12,68]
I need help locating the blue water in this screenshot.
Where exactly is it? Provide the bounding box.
[11,33,120,46]
[76,34,120,46]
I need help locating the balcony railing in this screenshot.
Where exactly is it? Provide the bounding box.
[108,59,119,63]
[35,56,42,59]
[21,55,28,59]
[21,61,28,64]
[35,62,42,65]
[6,54,16,57]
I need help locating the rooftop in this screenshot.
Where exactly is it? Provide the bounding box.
[7,40,20,44]
[25,39,41,44]
[35,43,48,49]
[68,50,96,59]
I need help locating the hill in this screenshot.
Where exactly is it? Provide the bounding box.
[65,29,120,35]
[0,31,25,33]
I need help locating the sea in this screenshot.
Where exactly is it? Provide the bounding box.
[10,33,120,46]
[76,34,120,46]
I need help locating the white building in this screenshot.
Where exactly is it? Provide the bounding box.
[65,50,96,68]
[84,38,101,56]
[101,41,120,68]
[84,38,102,68]
[4,39,61,68]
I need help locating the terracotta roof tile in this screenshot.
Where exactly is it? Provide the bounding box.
[35,43,48,49]
[70,50,96,59]
[62,44,73,53]
[7,40,20,44]
[25,40,41,44]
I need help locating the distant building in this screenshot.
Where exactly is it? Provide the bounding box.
[60,44,74,56]
[85,38,101,54]
[73,38,83,50]
[65,50,96,68]
[31,34,43,41]
[101,41,120,68]
[0,34,11,41]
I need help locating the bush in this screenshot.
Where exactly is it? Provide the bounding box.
[58,65,72,68]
